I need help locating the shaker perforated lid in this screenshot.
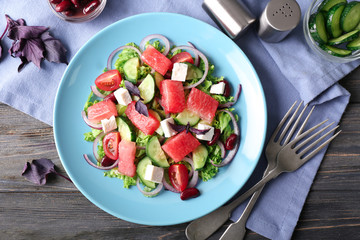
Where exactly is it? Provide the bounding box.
[202,0,256,39]
[258,0,301,42]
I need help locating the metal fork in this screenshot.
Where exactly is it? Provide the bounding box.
[219,101,313,240]
[185,102,340,240]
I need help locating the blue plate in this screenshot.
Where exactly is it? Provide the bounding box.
[54,13,267,226]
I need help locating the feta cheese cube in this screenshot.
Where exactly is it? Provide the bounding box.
[210,82,225,95]
[114,88,132,106]
[144,165,164,183]
[196,123,215,141]
[101,115,117,133]
[160,118,177,138]
[171,62,188,82]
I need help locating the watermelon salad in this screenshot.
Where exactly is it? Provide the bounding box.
[82,34,242,199]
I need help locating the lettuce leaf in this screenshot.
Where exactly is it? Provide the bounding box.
[84,128,102,142]
[104,168,137,188]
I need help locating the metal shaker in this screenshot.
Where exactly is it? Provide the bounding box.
[257,0,301,42]
[202,0,256,39]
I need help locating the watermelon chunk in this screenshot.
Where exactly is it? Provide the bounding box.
[160,80,186,114]
[87,100,118,123]
[162,131,201,162]
[125,101,160,135]
[141,45,173,76]
[186,88,219,123]
[117,139,136,177]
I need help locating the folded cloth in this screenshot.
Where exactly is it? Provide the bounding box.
[0,0,358,239]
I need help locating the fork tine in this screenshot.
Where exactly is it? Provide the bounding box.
[297,124,338,154]
[301,130,341,162]
[277,101,303,144]
[294,122,335,152]
[283,103,308,145]
[269,101,298,142]
[289,119,328,146]
[295,105,315,139]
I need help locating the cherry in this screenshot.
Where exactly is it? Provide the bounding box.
[101,156,115,167]
[104,92,118,103]
[50,0,62,4]
[63,9,76,16]
[225,133,238,150]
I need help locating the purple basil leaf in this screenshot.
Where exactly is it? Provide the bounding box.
[22,158,55,185]
[169,122,186,133]
[9,39,25,58]
[190,127,210,135]
[125,80,142,99]
[18,56,29,72]
[6,14,26,28]
[7,25,48,41]
[185,122,191,133]
[41,32,68,64]
[135,100,149,117]
[21,38,45,68]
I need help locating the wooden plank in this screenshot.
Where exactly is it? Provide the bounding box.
[340,67,360,103]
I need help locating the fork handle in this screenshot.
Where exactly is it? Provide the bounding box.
[219,166,273,240]
[185,169,281,240]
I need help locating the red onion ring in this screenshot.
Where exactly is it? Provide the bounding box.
[211,110,240,167]
[83,154,119,170]
[217,140,226,159]
[107,45,142,70]
[171,46,209,89]
[219,84,242,108]
[136,177,164,196]
[93,131,105,161]
[162,177,180,193]
[136,146,146,150]
[81,110,102,130]
[183,157,199,188]
[187,41,199,66]
[90,85,106,98]
[139,34,171,56]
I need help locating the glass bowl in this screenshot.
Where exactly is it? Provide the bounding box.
[48,0,107,23]
[303,0,360,63]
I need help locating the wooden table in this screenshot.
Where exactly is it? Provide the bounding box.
[1,67,359,239]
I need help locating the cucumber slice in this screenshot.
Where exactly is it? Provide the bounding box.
[154,71,164,89]
[309,12,328,44]
[340,1,360,32]
[319,0,347,12]
[123,57,140,83]
[320,44,352,56]
[138,74,155,104]
[328,29,359,45]
[184,62,203,80]
[326,3,345,38]
[137,157,156,188]
[347,34,360,50]
[146,136,169,167]
[175,109,200,126]
[116,116,136,141]
[148,109,164,135]
[193,144,208,170]
[116,104,127,115]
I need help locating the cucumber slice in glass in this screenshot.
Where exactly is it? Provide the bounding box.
[319,0,347,12]
[320,44,352,56]
[309,12,328,44]
[326,3,345,38]
[347,34,360,50]
[146,136,169,168]
[137,157,156,188]
[340,1,360,32]
[123,57,140,83]
[328,29,359,45]
[138,74,155,104]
